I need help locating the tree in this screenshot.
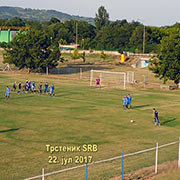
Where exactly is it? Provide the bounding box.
[100,51,107,60]
[149,31,180,84]
[3,29,61,73]
[94,6,109,31]
[81,51,86,62]
[6,17,25,27]
[71,48,80,60]
[48,17,61,25]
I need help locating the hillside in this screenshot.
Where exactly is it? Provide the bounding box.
[0,6,94,24]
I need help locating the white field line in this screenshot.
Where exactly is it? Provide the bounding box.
[23,141,178,180]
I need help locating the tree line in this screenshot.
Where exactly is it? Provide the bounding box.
[1,6,180,85]
[0,6,180,53]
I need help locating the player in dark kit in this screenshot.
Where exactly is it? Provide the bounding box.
[38,82,42,95]
[17,82,21,94]
[153,108,160,126]
[12,81,16,91]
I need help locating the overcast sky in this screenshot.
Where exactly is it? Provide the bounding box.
[0,0,180,26]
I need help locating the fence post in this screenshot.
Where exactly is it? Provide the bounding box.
[90,69,93,86]
[58,67,60,76]
[86,163,88,180]
[178,137,180,168]
[80,68,82,79]
[46,66,48,75]
[42,168,44,180]
[122,150,124,180]
[68,68,71,78]
[155,143,158,174]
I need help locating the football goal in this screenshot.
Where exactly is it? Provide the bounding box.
[90,70,126,89]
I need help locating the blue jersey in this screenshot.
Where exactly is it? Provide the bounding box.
[6,88,10,95]
[32,82,35,87]
[28,82,31,88]
[45,84,48,89]
[50,86,54,93]
[123,97,127,105]
[127,96,132,104]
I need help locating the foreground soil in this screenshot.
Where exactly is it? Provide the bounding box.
[110,160,180,180]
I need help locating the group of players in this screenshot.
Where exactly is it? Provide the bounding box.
[5,78,160,126]
[5,80,55,100]
[123,94,132,110]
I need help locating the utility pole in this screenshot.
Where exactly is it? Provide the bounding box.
[137,19,146,54]
[143,25,145,54]
[76,22,78,45]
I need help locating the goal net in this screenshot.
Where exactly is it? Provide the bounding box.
[90,70,126,89]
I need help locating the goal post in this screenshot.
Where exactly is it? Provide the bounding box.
[90,70,126,89]
[127,71,134,84]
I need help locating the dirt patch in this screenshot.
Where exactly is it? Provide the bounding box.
[110,160,179,180]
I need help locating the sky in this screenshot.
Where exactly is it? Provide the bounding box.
[0,0,180,27]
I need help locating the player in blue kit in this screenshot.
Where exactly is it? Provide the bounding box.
[44,82,49,93]
[28,81,32,92]
[32,81,36,93]
[153,108,160,126]
[50,84,55,96]
[5,86,10,100]
[127,94,132,109]
[123,95,128,110]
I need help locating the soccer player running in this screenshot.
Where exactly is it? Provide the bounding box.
[5,86,10,100]
[127,94,132,109]
[153,108,160,126]
[123,95,128,110]
[96,77,101,88]
[50,84,55,97]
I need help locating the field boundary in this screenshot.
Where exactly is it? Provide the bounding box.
[23,139,180,180]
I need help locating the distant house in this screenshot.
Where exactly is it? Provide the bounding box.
[0,26,29,43]
[59,44,80,50]
[132,58,150,68]
[0,30,17,43]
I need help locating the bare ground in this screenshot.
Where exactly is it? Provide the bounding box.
[110,160,179,180]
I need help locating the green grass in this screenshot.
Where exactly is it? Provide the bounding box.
[0,72,180,180]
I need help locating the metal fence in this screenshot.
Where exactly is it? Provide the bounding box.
[23,138,180,180]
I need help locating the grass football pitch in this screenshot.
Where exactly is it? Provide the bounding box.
[0,72,180,180]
